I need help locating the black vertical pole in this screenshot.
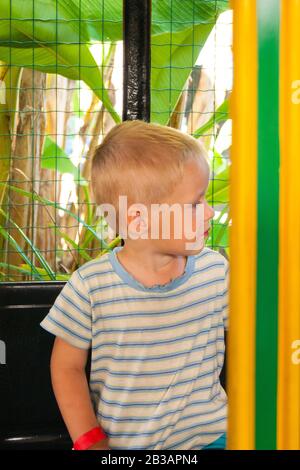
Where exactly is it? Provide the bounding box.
[121,1,151,246]
[123,0,151,122]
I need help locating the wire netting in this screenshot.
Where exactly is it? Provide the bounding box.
[0,0,231,282]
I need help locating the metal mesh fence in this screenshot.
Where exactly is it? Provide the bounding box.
[0,0,231,282]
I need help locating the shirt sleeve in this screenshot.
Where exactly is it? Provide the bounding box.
[222,258,229,331]
[40,269,92,349]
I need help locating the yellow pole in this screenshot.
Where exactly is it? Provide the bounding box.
[278,0,300,450]
[228,0,257,449]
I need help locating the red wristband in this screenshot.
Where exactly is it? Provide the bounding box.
[73,426,107,450]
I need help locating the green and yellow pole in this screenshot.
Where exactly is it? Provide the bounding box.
[255,0,280,450]
[229,0,300,449]
[228,0,257,450]
[278,0,300,450]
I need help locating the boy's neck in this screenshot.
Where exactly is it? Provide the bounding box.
[116,244,187,287]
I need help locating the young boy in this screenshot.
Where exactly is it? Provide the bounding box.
[40,120,229,450]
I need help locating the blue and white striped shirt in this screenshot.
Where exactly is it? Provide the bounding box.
[40,246,229,450]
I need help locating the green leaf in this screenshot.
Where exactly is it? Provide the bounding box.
[42,136,87,185]
[210,223,229,248]
[0,207,56,280]
[151,24,211,125]
[211,149,228,175]
[0,1,228,43]
[151,1,228,124]
[0,262,69,281]
[0,1,121,122]
[151,0,228,35]
[0,182,109,248]
[206,202,229,249]
[0,224,43,279]
[206,166,229,204]
[97,235,122,256]
[83,185,93,227]
[72,86,84,118]
[192,99,229,138]
[0,1,228,125]
[51,224,92,261]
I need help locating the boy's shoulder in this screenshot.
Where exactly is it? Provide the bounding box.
[76,251,112,280]
[195,247,228,271]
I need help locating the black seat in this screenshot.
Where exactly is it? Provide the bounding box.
[0,282,72,449]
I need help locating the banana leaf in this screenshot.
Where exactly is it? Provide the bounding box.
[0,0,228,124]
[0,1,120,122]
[151,1,228,124]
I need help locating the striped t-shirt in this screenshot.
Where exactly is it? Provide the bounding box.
[40,245,229,450]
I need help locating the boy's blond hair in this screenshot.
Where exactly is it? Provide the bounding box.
[91,120,208,223]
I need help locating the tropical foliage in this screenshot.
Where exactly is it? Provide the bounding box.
[0,0,230,281]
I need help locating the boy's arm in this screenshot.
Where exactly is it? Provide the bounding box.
[50,337,109,450]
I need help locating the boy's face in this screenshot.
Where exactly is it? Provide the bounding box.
[126,159,214,256]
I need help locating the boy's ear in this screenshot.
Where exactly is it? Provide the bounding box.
[127,204,148,222]
[127,204,148,239]
[127,210,141,224]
